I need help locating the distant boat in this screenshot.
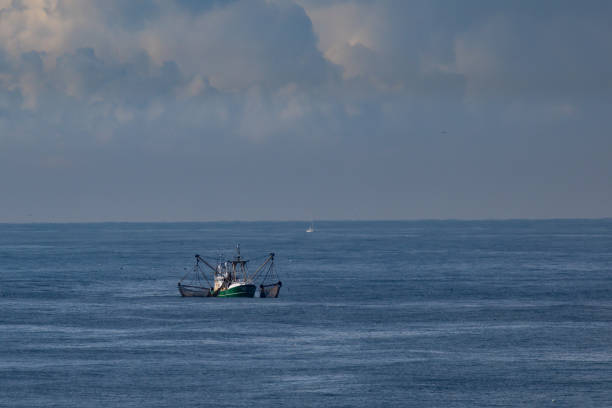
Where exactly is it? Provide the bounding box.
[178,245,281,298]
[306,221,315,233]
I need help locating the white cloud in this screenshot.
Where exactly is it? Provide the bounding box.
[1,0,611,220]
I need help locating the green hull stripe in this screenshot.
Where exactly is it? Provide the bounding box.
[217,284,256,298]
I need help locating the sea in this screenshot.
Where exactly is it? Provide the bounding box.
[0,220,611,407]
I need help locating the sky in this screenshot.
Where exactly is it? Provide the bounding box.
[0,0,611,222]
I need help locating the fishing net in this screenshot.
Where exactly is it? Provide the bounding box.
[259,281,282,298]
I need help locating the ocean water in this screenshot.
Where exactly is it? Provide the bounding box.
[0,220,611,407]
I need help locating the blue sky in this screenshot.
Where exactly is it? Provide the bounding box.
[0,0,611,221]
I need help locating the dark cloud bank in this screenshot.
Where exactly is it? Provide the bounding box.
[0,0,611,221]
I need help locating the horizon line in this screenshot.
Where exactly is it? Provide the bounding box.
[1,217,611,225]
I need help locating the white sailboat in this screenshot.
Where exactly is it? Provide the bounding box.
[306,221,314,233]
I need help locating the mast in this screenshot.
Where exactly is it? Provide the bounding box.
[229,243,249,282]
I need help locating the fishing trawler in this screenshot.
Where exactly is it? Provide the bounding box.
[177,245,282,298]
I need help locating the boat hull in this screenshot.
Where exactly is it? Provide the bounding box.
[217,284,256,298]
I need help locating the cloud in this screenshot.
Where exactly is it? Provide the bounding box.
[142,0,338,90]
[0,0,345,145]
[0,0,611,221]
[455,13,612,102]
